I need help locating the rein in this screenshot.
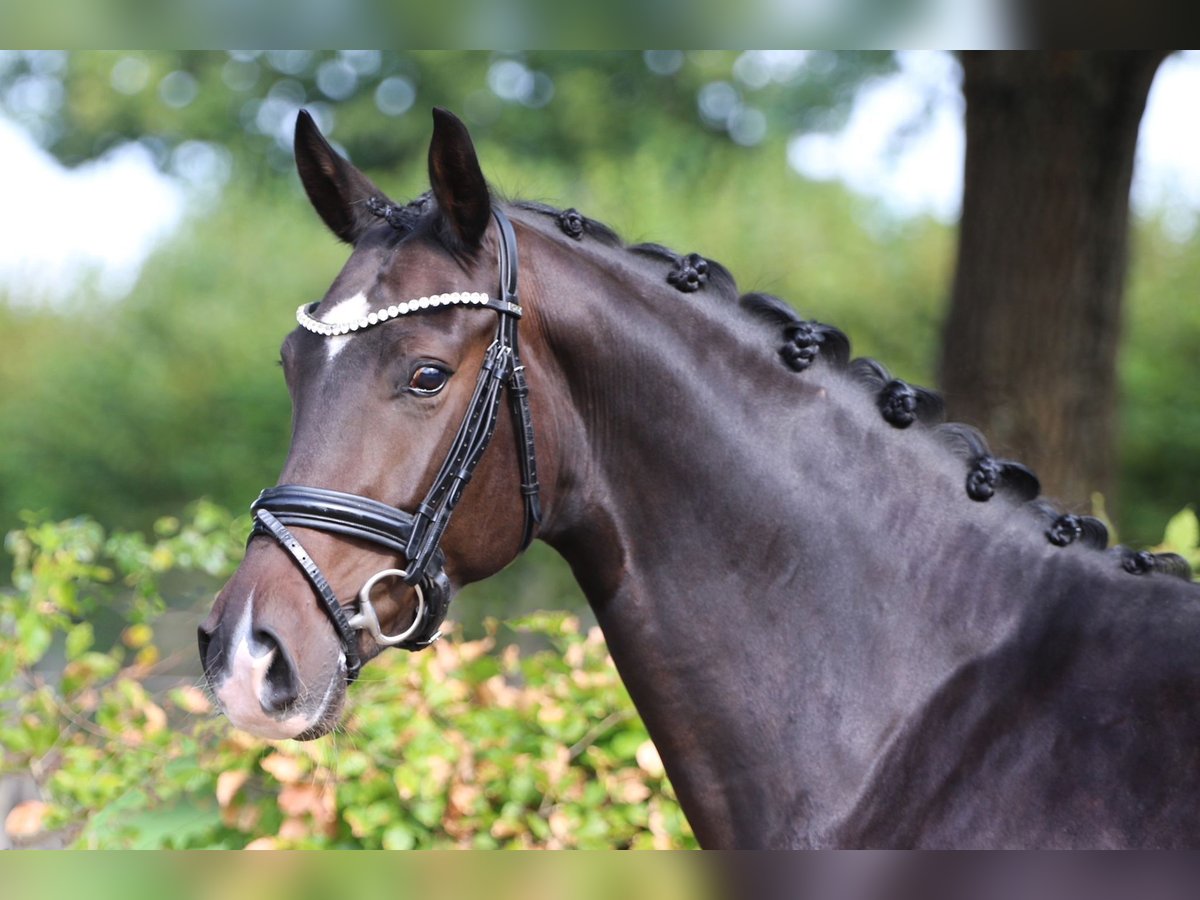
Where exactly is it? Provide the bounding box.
[248,208,541,680]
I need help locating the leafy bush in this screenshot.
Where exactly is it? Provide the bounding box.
[1154,506,1200,573]
[5,504,1198,849]
[0,506,694,849]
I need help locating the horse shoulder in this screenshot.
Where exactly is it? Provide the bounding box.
[829,565,1200,848]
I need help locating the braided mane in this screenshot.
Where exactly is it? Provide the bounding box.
[407,198,1188,582]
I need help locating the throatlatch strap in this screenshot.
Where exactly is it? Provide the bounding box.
[496,213,541,549]
[403,208,541,567]
[253,508,362,680]
[506,359,542,548]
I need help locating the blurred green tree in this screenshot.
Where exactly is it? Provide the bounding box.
[0,51,904,530]
[0,51,1196,545]
[0,51,895,173]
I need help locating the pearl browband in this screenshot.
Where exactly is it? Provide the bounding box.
[295,292,523,337]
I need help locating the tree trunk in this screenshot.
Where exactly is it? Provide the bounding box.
[940,51,1167,510]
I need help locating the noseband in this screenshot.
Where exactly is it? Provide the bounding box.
[248,208,541,681]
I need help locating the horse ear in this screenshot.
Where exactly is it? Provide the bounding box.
[428,107,491,248]
[294,109,388,244]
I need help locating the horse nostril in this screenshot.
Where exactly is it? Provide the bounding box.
[263,653,300,714]
[197,623,217,675]
[253,627,301,714]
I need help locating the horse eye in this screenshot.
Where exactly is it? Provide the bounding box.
[408,365,449,396]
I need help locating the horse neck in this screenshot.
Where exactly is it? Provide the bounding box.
[520,223,1058,847]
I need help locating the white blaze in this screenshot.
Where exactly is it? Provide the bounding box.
[320,291,372,360]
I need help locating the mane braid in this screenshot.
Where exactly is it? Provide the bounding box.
[736,296,1184,578]
[513,200,621,246]
[934,423,1040,503]
[1029,500,1109,550]
[629,243,737,298]
[510,201,1191,582]
[848,357,943,429]
[511,201,737,296]
[739,292,849,371]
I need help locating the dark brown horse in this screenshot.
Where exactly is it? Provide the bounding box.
[200,108,1200,848]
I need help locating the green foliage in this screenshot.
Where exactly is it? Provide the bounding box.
[0,50,1194,548]
[1,510,695,849]
[0,135,950,533]
[2,500,241,668]
[4,504,1198,848]
[1,52,897,171]
[0,178,339,529]
[1154,507,1200,574]
[1118,217,1200,543]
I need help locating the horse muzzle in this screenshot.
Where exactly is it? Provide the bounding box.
[249,487,453,680]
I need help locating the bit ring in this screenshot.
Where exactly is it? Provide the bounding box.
[348,568,426,646]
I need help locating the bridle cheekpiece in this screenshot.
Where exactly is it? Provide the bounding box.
[248,208,541,681]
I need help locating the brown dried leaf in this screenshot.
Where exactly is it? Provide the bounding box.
[449,782,481,816]
[425,756,454,790]
[277,784,317,818]
[457,636,494,663]
[613,773,652,804]
[142,700,167,734]
[229,803,262,832]
[564,642,585,668]
[225,730,261,752]
[479,675,519,709]
[216,770,249,809]
[278,816,309,841]
[433,639,460,675]
[501,643,521,672]
[277,783,336,827]
[261,751,305,784]
[490,817,521,840]
[541,744,570,785]
[636,740,665,777]
[173,685,212,715]
[4,801,49,839]
[548,809,574,845]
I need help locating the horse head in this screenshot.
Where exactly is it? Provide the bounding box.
[199,109,549,739]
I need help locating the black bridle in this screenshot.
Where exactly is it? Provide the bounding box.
[248,208,541,681]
